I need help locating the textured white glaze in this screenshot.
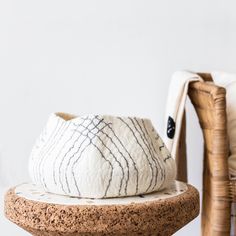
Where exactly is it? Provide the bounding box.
[15,181,186,205]
[29,113,176,198]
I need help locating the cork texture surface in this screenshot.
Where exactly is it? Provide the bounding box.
[4,183,199,236]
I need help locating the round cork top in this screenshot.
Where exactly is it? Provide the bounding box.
[4,181,199,236]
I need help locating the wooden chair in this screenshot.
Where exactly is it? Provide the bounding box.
[176,73,234,235]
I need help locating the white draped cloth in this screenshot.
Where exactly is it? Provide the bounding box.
[164,71,202,158]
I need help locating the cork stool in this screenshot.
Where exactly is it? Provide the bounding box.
[4,181,199,236]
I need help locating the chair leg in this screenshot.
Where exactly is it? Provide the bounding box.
[175,111,188,183]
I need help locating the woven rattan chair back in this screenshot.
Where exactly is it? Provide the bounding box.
[176,73,232,235]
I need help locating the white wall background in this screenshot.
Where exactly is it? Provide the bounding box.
[0,0,236,235]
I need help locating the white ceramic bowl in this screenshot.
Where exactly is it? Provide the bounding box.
[29,112,176,198]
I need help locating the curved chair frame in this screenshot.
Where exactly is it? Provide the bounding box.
[176,73,233,235]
